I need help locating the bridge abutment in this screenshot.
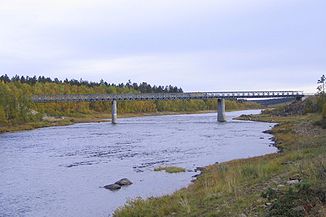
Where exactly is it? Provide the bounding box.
[217,98,226,122]
[112,100,117,124]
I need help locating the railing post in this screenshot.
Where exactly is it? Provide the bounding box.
[217,98,226,122]
[112,100,117,124]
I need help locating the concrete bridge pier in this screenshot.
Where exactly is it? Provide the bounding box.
[112,100,117,124]
[217,98,226,122]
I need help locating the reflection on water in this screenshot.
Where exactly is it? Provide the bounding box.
[0,110,276,217]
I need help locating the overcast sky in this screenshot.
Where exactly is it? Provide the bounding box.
[0,0,325,92]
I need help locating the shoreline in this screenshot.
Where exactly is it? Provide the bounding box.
[0,110,212,134]
[0,109,257,134]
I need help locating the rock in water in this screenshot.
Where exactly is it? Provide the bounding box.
[104,184,121,191]
[263,130,273,134]
[115,178,133,186]
[195,167,205,172]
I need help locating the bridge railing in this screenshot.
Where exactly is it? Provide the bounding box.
[31,91,305,103]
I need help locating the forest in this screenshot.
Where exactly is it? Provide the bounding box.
[0,75,260,128]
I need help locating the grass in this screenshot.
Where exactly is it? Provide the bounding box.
[113,113,326,217]
[0,119,75,133]
[154,166,186,173]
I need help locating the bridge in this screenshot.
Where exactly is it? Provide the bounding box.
[32,90,304,124]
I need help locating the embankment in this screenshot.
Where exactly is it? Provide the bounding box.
[113,113,326,217]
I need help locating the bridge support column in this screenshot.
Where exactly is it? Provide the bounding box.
[217,98,226,122]
[112,100,117,124]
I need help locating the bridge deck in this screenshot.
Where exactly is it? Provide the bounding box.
[32,91,304,103]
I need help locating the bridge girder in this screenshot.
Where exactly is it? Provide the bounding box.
[31,91,305,103]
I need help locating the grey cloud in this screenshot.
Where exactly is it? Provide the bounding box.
[0,0,325,93]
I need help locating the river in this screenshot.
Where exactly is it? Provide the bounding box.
[0,110,277,217]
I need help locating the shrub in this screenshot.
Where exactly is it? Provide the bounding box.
[154,166,186,173]
[261,187,278,200]
[304,99,314,114]
[317,96,326,112]
[322,103,326,119]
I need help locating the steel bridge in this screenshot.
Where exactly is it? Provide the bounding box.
[31,90,304,124]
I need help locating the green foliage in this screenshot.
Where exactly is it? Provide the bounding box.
[0,74,183,93]
[317,74,325,95]
[316,95,326,112]
[304,98,314,113]
[241,165,259,179]
[322,103,326,119]
[0,105,7,125]
[0,81,35,125]
[226,100,261,111]
[318,103,326,129]
[266,187,305,217]
[261,187,278,200]
[315,97,326,128]
[0,77,260,128]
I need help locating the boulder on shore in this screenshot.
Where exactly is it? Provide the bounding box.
[195,167,205,172]
[263,129,273,134]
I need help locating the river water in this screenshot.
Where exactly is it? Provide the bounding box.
[0,110,277,217]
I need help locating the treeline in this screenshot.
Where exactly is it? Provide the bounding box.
[0,75,260,127]
[0,74,183,93]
